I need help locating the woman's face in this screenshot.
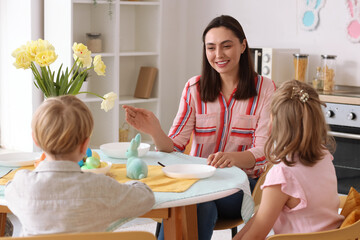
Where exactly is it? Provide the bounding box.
[205,26,246,78]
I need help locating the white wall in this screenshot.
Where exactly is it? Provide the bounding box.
[0,0,43,151]
[182,0,360,86]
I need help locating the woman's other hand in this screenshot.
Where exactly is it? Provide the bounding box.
[207,151,256,169]
[122,105,161,136]
[207,152,235,168]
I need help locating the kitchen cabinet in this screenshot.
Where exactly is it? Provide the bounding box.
[44,0,161,148]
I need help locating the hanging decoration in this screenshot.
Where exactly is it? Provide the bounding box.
[300,0,326,31]
[346,0,360,43]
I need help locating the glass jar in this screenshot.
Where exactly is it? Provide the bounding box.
[312,66,323,91]
[86,33,102,53]
[321,55,336,93]
[293,54,309,82]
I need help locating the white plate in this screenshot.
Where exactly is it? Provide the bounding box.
[162,164,216,179]
[100,142,150,159]
[81,161,112,175]
[0,152,41,167]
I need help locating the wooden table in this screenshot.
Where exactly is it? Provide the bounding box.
[0,151,253,239]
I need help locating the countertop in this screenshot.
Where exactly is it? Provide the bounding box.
[318,85,360,105]
[319,94,360,105]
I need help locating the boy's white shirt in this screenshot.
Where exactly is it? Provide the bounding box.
[4,160,155,236]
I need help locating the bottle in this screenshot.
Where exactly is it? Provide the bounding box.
[321,55,337,93]
[312,67,323,91]
[293,54,309,82]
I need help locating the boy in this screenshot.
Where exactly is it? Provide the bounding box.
[5,95,155,236]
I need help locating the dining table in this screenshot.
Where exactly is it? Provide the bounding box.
[0,151,254,240]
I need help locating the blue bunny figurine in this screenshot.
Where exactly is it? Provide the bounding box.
[126,133,148,180]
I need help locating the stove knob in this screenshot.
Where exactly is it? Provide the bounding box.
[326,110,334,118]
[262,66,270,75]
[347,112,356,120]
[263,54,271,63]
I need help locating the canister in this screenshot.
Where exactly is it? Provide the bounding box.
[321,55,336,93]
[293,54,309,82]
[86,33,102,53]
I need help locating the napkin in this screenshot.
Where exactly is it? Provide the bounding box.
[109,164,198,192]
[0,166,33,185]
[0,164,198,193]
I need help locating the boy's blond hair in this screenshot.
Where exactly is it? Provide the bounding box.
[31,95,94,156]
[264,80,335,167]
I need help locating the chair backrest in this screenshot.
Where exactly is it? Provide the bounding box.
[1,231,157,240]
[267,219,360,240]
[183,133,194,155]
[252,163,273,206]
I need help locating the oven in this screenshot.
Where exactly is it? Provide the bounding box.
[323,102,360,194]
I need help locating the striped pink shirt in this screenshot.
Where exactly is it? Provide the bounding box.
[168,75,276,178]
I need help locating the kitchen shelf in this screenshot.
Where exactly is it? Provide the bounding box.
[119,52,159,56]
[120,1,160,6]
[118,96,158,104]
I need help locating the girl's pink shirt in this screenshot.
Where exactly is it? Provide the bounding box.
[168,75,275,178]
[262,150,344,234]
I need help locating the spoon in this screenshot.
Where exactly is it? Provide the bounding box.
[157,162,165,167]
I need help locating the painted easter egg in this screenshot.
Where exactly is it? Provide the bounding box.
[86,156,100,168]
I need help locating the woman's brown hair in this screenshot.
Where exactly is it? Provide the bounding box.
[264,80,335,167]
[200,15,257,102]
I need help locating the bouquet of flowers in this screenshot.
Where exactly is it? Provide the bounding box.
[12,39,117,112]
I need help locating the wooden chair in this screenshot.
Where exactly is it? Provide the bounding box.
[266,220,360,240]
[267,220,360,240]
[0,231,156,240]
[213,162,273,238]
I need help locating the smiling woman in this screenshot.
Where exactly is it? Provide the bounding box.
[123,15,275,240]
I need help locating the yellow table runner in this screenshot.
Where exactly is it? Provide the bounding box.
[0,164,198,193]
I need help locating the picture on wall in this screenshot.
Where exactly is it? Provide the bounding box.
[300,0,325,31]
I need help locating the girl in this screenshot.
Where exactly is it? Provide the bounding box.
[234,80,344,240]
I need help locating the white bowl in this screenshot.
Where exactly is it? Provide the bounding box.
[82,161,112,174]
[100,142,150,159]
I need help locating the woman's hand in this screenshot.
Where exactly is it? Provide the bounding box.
[207,152,235,168]
[122,105,161,136]
[122,105,174,152]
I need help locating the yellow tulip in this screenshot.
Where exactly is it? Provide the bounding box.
[74,51,92,68]
[94,55,106,76]
[35,50,58,67]
[12,46,31,69]
[72,42,91,59]
[101,92,117,112]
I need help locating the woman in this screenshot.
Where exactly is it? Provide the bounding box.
[123,15,275,240]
